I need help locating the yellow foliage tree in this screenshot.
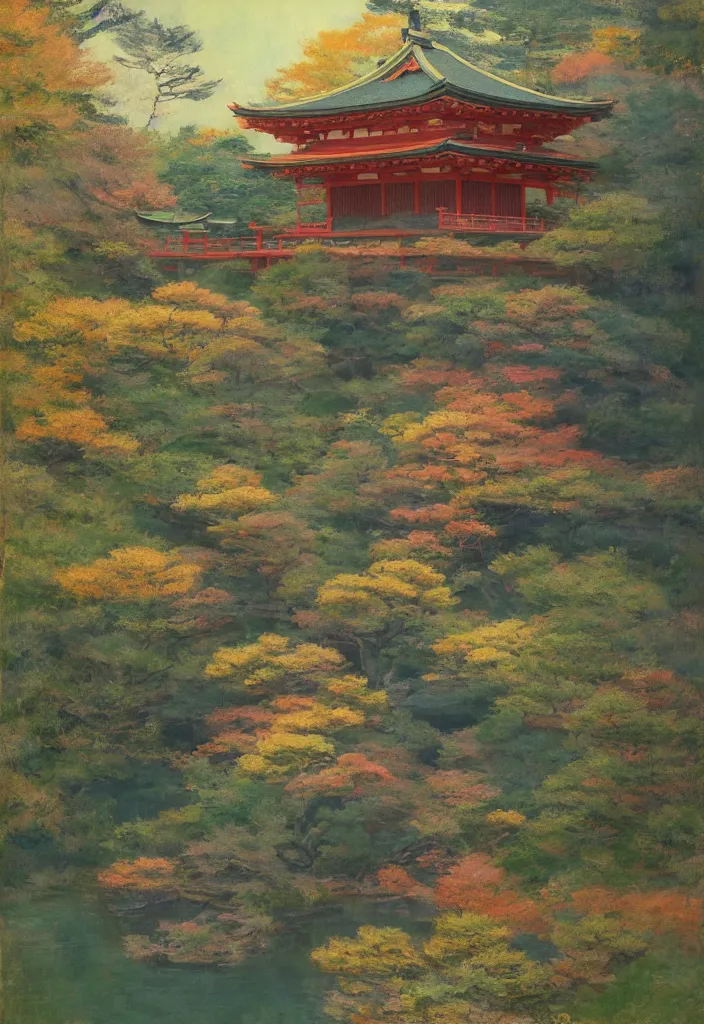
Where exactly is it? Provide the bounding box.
[237,731,337,779]
[205,633,346,688]
[312,914,552,1024]
[306,559,457,685]
[12,283,325,469]
[56,547,201,602]
[592,25,642,63]
[172,466,277,517]
[202,635,386,778]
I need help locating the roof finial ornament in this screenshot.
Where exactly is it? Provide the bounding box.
[403,5,433,46]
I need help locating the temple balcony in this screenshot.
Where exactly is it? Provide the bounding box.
[148,207,550,264]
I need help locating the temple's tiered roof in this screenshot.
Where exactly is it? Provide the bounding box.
[231,31,614,123]
[243,136,597,175]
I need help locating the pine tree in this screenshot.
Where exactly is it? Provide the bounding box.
[113,14,221,128]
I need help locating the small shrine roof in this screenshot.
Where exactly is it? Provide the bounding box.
[243,136,598,172]
[136,210,211,226]
[232,35,614,122]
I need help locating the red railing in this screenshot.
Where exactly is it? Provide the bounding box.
[150,214,549,261]
[437,210,545,233]
[292,222,333,235]
[157,233,279,254]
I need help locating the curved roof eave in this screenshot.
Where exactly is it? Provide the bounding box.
[234,85,611,120]
[242,139,598,172]
[231,40,614,122]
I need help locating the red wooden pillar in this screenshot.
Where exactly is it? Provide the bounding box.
[413,180,421,214]
[182,230,190,253]
[455,177,462,217]
[381,181,388,218]
[326,187,333,231]
[520,185,527,228]
[491,183,496,216]
[546,187,554,206]
[295,178,302,231]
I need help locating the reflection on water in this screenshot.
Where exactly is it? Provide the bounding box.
[4,890,428,1024]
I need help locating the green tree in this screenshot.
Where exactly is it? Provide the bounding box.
[159,127,297,229]
[48,0,137,41]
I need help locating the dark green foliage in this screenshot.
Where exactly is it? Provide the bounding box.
[158,127,297,229]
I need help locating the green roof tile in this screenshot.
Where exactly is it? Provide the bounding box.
[233,39,613,121]
[244,138,598,172]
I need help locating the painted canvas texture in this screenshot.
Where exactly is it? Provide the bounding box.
[2,2,704,1023]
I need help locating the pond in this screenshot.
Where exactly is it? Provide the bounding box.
[3,889,428,1024]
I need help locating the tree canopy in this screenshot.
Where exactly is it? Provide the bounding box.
[4,4,704,1024]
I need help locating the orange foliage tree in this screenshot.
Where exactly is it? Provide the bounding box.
[551,50,616,83]
[265,12,404,102]
[0,0,172,309]
[98,857,176,893]
[379,367,623,562]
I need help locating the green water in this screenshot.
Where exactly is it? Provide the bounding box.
[4,891,425,1024]
[8,890,702,1024]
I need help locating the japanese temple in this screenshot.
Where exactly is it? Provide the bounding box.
[147,11,613,272]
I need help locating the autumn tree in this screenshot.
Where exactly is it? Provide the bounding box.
[171,465,317,599]
[56,546,202,603]
[0,3,173,378]
[551,49,616,83]
[312,912,553,1024]
[202,633,387,776]
[265,12,404,102]
[0,0,111,360]
[298,559,457,686]
[0,0,139,777]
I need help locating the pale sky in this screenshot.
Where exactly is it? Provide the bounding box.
[87,0,368,148]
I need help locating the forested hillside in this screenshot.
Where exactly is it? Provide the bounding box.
[3,2,704,1023]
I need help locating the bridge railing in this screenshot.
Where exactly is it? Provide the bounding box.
[160,234,267,254]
